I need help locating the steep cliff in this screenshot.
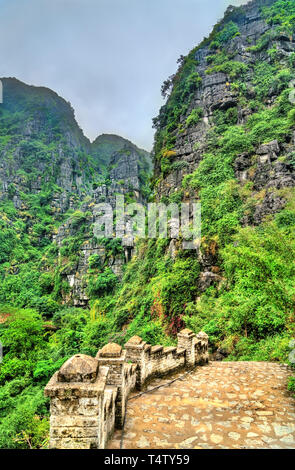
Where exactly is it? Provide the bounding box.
[91,0,295,359]
[0,78,152,308]
[92,133,151,171]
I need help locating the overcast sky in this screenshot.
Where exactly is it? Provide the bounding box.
[0,0,248,150]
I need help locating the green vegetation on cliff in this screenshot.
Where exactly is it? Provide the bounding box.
[110,0,295,359]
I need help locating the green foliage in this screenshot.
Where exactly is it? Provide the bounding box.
[1,309,45,357]
[87,268,118,297]
[81,316,115,356]
[185,107,203,127]
[246,103,290,145]
[206,60,248,79]
[224,334,293,361]
[97,238,124,258]
[0,304,116,447]
[123,313,174,346]
[213,107,238,133]
[214,21,240,46]
[0,79,154,449]
[88,254,102,269]
[263,0,295,36]
[152,0,295,369]
[247,30,277,53]
[0,387,49,449]
[0,307,51,448]
[90,239,200,338]
[170,161,189,171]
[290,52,295,67]
[69,210,88,228]
[253,63,292,100]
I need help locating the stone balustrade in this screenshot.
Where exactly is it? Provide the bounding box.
[45,328,209,449]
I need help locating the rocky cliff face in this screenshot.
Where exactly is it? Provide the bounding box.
[155,0,294,193]
[1,0,294,317]
[152,0,295,290]
[0,78,151,306]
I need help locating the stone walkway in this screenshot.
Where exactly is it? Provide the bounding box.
[107,361,295,449]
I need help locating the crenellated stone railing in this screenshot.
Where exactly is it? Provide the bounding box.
[44,328,209,449]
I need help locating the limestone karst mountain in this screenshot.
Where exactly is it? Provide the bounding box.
[92,133,152,172]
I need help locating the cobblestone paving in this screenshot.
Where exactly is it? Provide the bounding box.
[107,362,295,449]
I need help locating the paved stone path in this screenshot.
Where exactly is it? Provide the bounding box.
[108,362,295,449]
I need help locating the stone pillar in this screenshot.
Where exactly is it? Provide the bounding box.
[96,343,126,429]
[177,328,196,368]
[125,335,147,390]
[195,331,209,365]
[44,354,107,449]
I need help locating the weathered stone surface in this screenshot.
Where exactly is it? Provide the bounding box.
[58,354,99,383]
[150,345,164,354]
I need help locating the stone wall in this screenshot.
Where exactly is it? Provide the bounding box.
[45,328,208,449]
